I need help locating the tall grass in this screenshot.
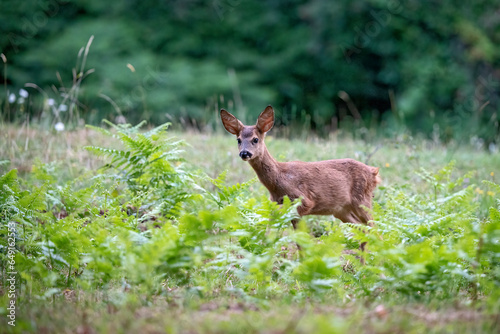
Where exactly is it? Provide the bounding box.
[1,36,95,131]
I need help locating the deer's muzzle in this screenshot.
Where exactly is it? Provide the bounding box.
[239,150,252,161]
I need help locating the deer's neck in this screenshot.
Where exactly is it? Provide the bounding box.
[248,145,281,192]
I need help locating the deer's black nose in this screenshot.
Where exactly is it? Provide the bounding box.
[239,150,252,160]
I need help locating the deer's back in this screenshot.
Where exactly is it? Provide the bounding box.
[272,158,379,218]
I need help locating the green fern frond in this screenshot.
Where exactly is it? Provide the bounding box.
[102,119,147,134]
[124,120,148,133]
[85,124,113,137]
[341,222,373,246]
[210,170,228,188]
[118,132,148,152]
[0,169,20,194]
[435,160,456,182]
[482,180,500,194]
[437,186,474,205]
[489,206,500,224]
[416,167,435,184]
[83,146,129,160]
[18,183,48,212]
[212,176,257,207]
[144,122,170,137]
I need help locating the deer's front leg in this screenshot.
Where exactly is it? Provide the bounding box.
[291,197,314,230]
[297,197,314,217]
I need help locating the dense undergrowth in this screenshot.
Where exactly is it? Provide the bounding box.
[1,122,500,332]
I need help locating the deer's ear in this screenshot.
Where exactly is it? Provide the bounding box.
[256,105,274,133]
[220,109,243,135]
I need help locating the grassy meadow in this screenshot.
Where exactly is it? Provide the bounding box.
[2,1,499,332]
[0,122,500,333]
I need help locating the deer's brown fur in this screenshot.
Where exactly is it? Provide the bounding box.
[220,105,381,228]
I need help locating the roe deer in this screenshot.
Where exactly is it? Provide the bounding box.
[220,105,381,232]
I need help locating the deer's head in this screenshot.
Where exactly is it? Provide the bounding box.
[220,105,274,161]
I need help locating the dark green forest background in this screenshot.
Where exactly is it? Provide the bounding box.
[1,0,499,143]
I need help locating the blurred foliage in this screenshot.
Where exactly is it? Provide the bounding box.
[0,0,499,142]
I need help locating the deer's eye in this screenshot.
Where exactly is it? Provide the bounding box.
[252,138,259,144]
[237,138,242,145]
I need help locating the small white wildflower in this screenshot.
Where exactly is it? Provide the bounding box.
[17,97,25,104]
[19,88,29,98]
[47,98,55,106]
[54,122,65,132]
[489,142,498,154]
[8,93,16,103]
[115,115,127,124]
[58,104,68,112]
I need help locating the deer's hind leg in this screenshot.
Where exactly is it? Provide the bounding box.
[337,209,371,264]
